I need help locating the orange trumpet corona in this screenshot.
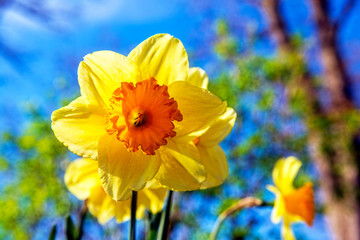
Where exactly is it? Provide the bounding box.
[283,182,315,226]
[105,78,183,155]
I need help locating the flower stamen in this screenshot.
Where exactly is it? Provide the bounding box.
[129,108,146,128]
[105,78,183,155]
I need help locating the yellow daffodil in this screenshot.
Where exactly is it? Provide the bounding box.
[52,34,228,201]
[187,68,236,189]
[65,158,166,224]
[267,156,315,240]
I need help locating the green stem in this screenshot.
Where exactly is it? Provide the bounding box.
[157,190,173,240]
[209,197,264,240]
[129,191,138,240]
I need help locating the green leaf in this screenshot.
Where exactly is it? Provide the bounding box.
[48,224,57,240]
[148,211,162,240]
[66,215,76,240]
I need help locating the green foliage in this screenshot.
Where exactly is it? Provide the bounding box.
[214,19,238,59]
[208,73,239,107]
[0,157,8,171]
[232,226,249,239]
[216,19,229,36]
[0,107,71,239]
[214,37,238,59]
[235,57,263,91]
[204,18,313,238]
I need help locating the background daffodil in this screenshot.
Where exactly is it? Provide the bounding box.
[267,156,315,240]
[51,34,229,200]
[65,158,166,224]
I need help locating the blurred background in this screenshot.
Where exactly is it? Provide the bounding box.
[1,0,360,239]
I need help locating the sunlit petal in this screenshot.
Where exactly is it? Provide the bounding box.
[128,34,189,85]
[199,145,228,189]
[281,217,296,240]
[113,187,166,223]
[168,81,227,142]
[267,185,284,224]
[187,67,208,89]
[199,107,236,147]
[272,156,301,194]
[79,51,141,107]
[98,134,161,200]
[155,140,205,190]
[64,158,99,200]
[140,188,167,213]
[51,97,105,159]
[87,185,115,225]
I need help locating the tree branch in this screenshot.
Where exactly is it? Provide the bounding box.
[263,1,360,239]
[262,0,322,114]
[262,0,291,52]
[333,0,358,33]
[311,0,353,109]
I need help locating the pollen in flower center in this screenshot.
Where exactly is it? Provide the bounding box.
[129,107,146,127]
[105,78,183,155]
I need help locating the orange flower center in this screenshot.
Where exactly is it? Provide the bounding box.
[105,78,183,155]
[283,182,315,226]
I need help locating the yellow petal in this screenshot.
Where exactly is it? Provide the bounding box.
[145,179,163,189]
[139,188,167,214]
[267,184,306,227]
[155,140,205,191]
[113,199,132,223]
[272,156,302,194]
[79,51,141,107]
[199,145,228,189]
[128,34,189,85]
[64,158,99,200]
[113,199,145,223]
[199,107,236,147]
[87,184,115,225]
[98,134,161,201]
[113,187,166,223]
[51,96,105,159]
[281,217,296,240]
[168,81,227,142]
[187,67,208,89]
[267,185,286,224]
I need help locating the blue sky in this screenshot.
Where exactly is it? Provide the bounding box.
[1,0,359,131]
[1,0,359,238]
[0,0,202,133]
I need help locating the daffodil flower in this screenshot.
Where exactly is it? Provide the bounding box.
[65,158,166,224]
[52,34,228,200]
[187,68,236,189]
[267,156,315,240]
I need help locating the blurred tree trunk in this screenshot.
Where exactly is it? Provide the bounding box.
[263,0,360,239]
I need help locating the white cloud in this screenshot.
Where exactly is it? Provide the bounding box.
[2,8,49,32]
[2,0,182,33]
